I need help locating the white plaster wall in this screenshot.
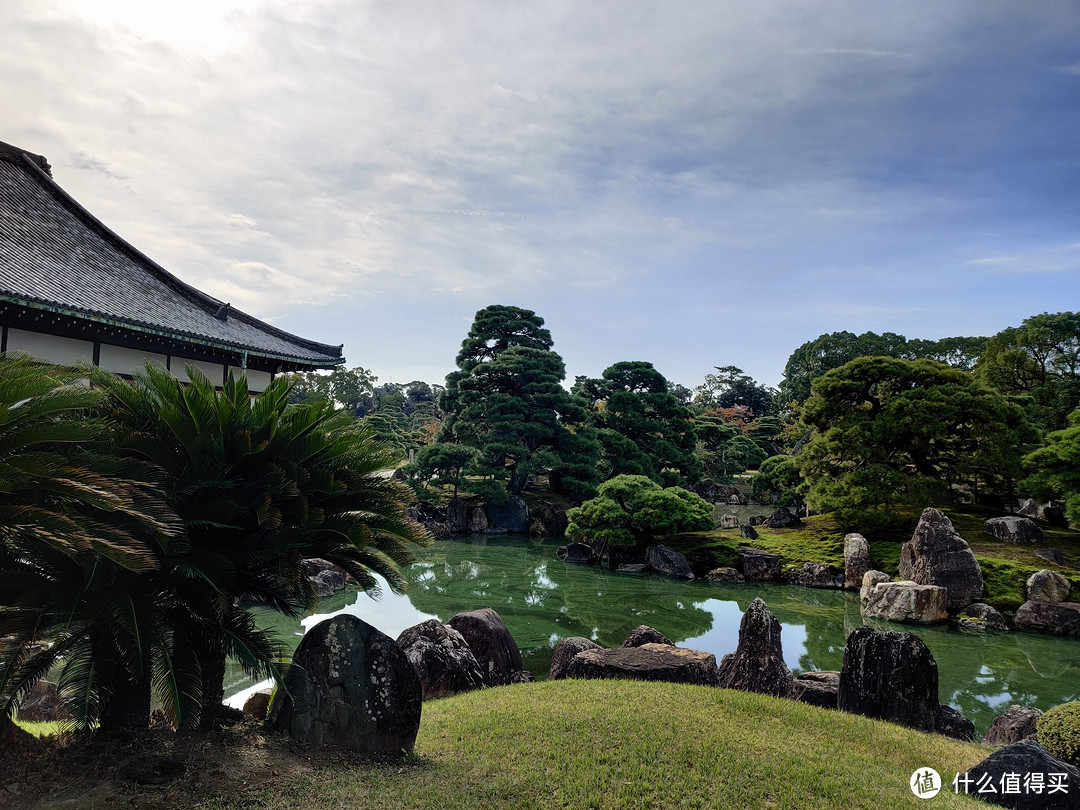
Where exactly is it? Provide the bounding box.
[98,343,168,376]
[6,329,93,365]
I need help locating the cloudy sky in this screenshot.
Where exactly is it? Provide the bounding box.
[3,1,1079,390]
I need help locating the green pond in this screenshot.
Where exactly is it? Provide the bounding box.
[227,536,1080,736]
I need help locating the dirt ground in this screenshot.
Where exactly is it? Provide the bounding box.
[0,717,369,810]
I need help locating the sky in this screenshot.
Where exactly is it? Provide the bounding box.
[3,1,1079,390]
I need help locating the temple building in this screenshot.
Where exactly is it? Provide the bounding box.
[0,140,343,390]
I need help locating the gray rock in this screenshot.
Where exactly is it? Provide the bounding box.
[860,570,892,607]
[739,548,781,581]
[446,498,469,533]
[738,523,758,540]
[567,643,721,686]
[716,598,794,698]
[706,567,745,584]
[617,563,648,573]
[861,581,949,624]
[792,671,839,709]
[749,515,768,527]
[1012,601,1080,636]
[1017,498,1040,518]
[957,602,1009,632]
[644,544,695,579]
[1036,548,1066,566]
[268,615,422,754]
[899,507,983,610]
[719,514,740,529]
[984,705,1043,745]
[467,506,489,533]
[486,495,530,533]
[311,568,345,598]
[396,620,485,701]
[956,740,1080,809]
[843,533,872,591]
[1027,570,1072,603]
[767,507,802,529]
[622,625,674,648]
[549,637,600,680]
[447,608,526,686]
[838,625,939,732]
[935,704,976,741]
[986,516,1044,546]
[786,562,836,589]
[16,680,70,722]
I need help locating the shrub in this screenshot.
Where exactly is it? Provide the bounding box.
[1038,701,1080,767]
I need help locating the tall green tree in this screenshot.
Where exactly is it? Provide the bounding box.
[439,306,601,497]
[1022,408,1080,527]
[795,357,1033,529]
[693,366,775,416]
[573,361,700,487]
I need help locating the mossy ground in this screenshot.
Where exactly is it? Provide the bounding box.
[669,506,1080,613]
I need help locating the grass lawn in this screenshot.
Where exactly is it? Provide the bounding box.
[198,680,987,810]
[667,505,1080,613]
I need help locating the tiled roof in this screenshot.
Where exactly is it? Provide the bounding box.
[0,141,343,368]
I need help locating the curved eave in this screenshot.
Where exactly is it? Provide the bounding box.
[1,293,345,369]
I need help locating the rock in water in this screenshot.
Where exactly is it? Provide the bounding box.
[716,597,793,698]
[622,625,674,648]
[899,507,983,610]
[739,549,781,581]
[957,602,1009,632]
[985,516,1044,546]
[861,581,948,624]
[955,741,1080,809]
[843,533,871,590]
[486,495,530,533]
[1027,570,1072,603]
[644,545,695,579]
[719,514,739,529]
[860,570,891,607]
[447,608,526,686]
[838,625,938,732]
[706,567,745,584]
[566,643,720,686]
[935,704,976,741]
[549,637,601,680]
[1012,601,1080,636]
[269,615,422,754]
[396,620,485,700]
[557,542,594,564]
[786,562,836,588]
[984,705,1043,745]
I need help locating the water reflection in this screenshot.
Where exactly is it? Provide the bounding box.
[229,536,1080,735]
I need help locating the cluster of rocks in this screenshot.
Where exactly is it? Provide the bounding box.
[255,607,532,755]
[408,495,567,538]
[556,541,695,579]
[1017,497,1069,528]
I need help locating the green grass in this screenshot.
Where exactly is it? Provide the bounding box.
[12,716,63,738]
[199,680,986,810]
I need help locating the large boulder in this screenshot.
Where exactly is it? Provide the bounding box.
[1036,548,1066,566]
[242,689,273,721]
[622,625,674,648]
[792,671,839,709]
[739,548,781,582]
[860,570,892,607]
[556,542,595,564]
[957,602,1009,632]
[716,598,794,698]
[485,495,530,533]
[767,507,802,529]
[566,643,720,686]
[468,506,489,533]
[396,620,485,700]
[447,608,526,686]
[304,558,347,598]
[899,507,983,610]
[984,705,1043,745]
[268,615,422,754]
[719,514,740,529]
[446,498,469,533]
[955,740,1080,809]
[16,680,70,722]
[1017,498,1041,518]
[1027,570,1072,603]
[786,562,836,589]
[843,533,871,591]
[861,581,949,624]
[549,637,601,680]
[644,545,694,580]
[738,523,758,540]
[1012,601,1080,636]
[986,516,1044,546]
[838,625,938,732]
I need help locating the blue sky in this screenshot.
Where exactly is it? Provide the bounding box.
[3,1,1078,390]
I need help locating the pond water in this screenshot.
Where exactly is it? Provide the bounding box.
[227,536,1080,736]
